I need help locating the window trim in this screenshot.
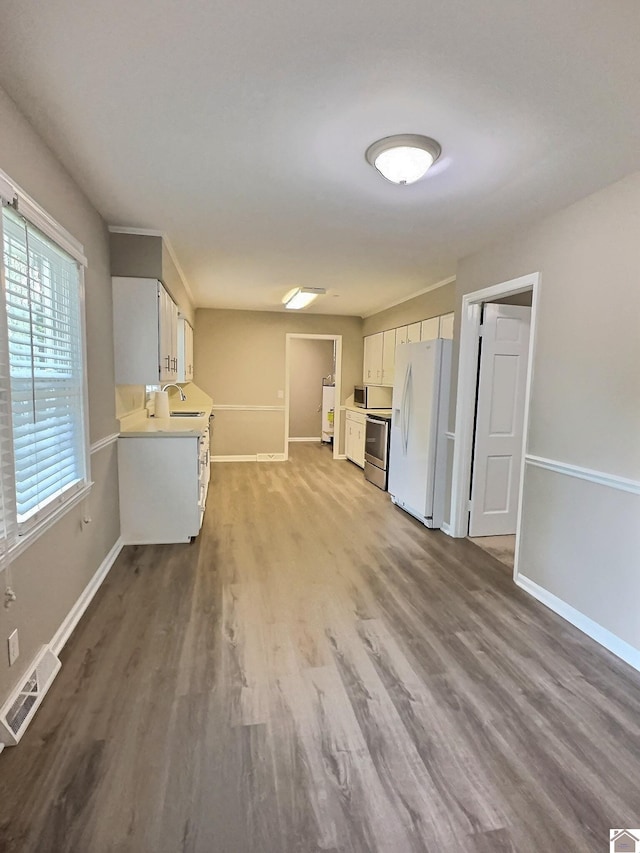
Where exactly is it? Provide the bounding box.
[0,167,92,563]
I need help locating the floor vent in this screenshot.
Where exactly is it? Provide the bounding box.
[256,453,286,462]
[0,646,61,748]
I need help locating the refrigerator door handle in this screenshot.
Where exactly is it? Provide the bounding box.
[402,363,412,455]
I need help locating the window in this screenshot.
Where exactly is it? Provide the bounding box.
[0,181,90,559]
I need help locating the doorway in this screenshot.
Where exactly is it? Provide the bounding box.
[284,334,343,461]
[450,272,540,579]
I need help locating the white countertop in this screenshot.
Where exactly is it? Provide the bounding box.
[119,410,212,438]
[343,404,393,417]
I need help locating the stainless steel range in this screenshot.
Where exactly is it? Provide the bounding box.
[364,413,392,490]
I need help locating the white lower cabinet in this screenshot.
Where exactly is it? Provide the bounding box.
[118,427,210,544]
[345,410,366,468]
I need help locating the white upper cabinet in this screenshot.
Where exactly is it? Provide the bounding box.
[381,329,396,386]
[407,322,421,343]
[362,312,455,390]
[439,312,455,339]
[177,317,194,383]
[363,332,384,384]
[420,316,439,341]
[113,276,179,385]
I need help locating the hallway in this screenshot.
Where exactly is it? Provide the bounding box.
[0,444,639,852]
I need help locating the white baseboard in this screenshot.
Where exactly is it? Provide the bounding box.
[516,573,640,673]
[50,537,123,656]
[211,453,287,462]
[335,454,347,460]
[211,455,256,462]
[288,437,321,443]
[440,521,452,536]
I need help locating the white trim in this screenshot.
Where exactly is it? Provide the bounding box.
[445,431,455,441]
[0,167,87,265]
[362,275,456,318]
[524,455,640,495]
[211,454,282,462]
[335,453,347,460]
[515,574,640,674]
[440,521,452,536]
[108,226,163,237]
[288,436,322,442]
[89,432,120,455]
[107,226,195,306]
[50,538,124,655]
[211,404,285,412]
[450,272,540,551]
[284,334,342,462]
[6,482,93,565]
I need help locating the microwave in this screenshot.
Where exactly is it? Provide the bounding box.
[354,384,393,409]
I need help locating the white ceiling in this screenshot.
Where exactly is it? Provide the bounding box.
[1,1,640,315]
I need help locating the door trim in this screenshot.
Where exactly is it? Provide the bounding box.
[284,334,343,461]
[449,273,540,580]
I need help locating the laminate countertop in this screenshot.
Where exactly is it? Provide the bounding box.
[343,405,393,418]
[119,410,212,438]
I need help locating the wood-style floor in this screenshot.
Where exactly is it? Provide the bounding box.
[1,443,639,852]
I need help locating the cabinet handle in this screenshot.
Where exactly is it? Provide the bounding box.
[165,356,170,370]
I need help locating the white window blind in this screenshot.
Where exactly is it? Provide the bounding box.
[2,206,87,528]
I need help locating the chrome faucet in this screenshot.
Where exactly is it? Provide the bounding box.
[161,383,187,401]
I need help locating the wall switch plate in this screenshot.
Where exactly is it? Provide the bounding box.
[277,390,284,399]
[8,629,19,667]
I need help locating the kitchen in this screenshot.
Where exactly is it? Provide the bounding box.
[109,229,457,545]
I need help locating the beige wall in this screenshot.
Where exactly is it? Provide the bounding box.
[362,280,455,336]
[0,86,121,699]
[453,170,640,653]
[289,338,334,439]
[195,309,363,456]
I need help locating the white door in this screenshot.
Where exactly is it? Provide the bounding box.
[469,303,531,537]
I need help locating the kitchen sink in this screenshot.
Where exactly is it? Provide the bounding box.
[170,411,207,417]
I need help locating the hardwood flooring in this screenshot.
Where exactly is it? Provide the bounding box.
[1,443,639,852]
[467,535,516,571]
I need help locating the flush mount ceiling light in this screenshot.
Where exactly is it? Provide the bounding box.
[283,287,326,310]
[365,134,441,185]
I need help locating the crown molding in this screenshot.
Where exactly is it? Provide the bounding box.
[362,275,456,319]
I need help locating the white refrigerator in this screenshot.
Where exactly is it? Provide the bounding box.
[388,339,452,529]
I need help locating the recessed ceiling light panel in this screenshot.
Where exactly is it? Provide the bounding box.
[283,287,326,309]
[365,134,441,185]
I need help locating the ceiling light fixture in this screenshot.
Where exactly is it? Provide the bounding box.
[365,134,441,185]
[283,287,326,310]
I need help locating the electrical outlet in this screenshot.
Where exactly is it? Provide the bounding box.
[277,389,284,399]
[7,629,19,667]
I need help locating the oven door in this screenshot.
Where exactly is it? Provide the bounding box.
[365,416,389,469]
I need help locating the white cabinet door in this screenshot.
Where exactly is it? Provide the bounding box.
[363,333,383,384]
[158,285,172,382]
[381,329,396,386]
[345,412,366,468]
[396,326,408,345]
[407,322,421,343]
[420,317,439,341]
[177,317,194,382]
[439,312,454,340]
[354,420,365,468]
[469,304,531,537]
